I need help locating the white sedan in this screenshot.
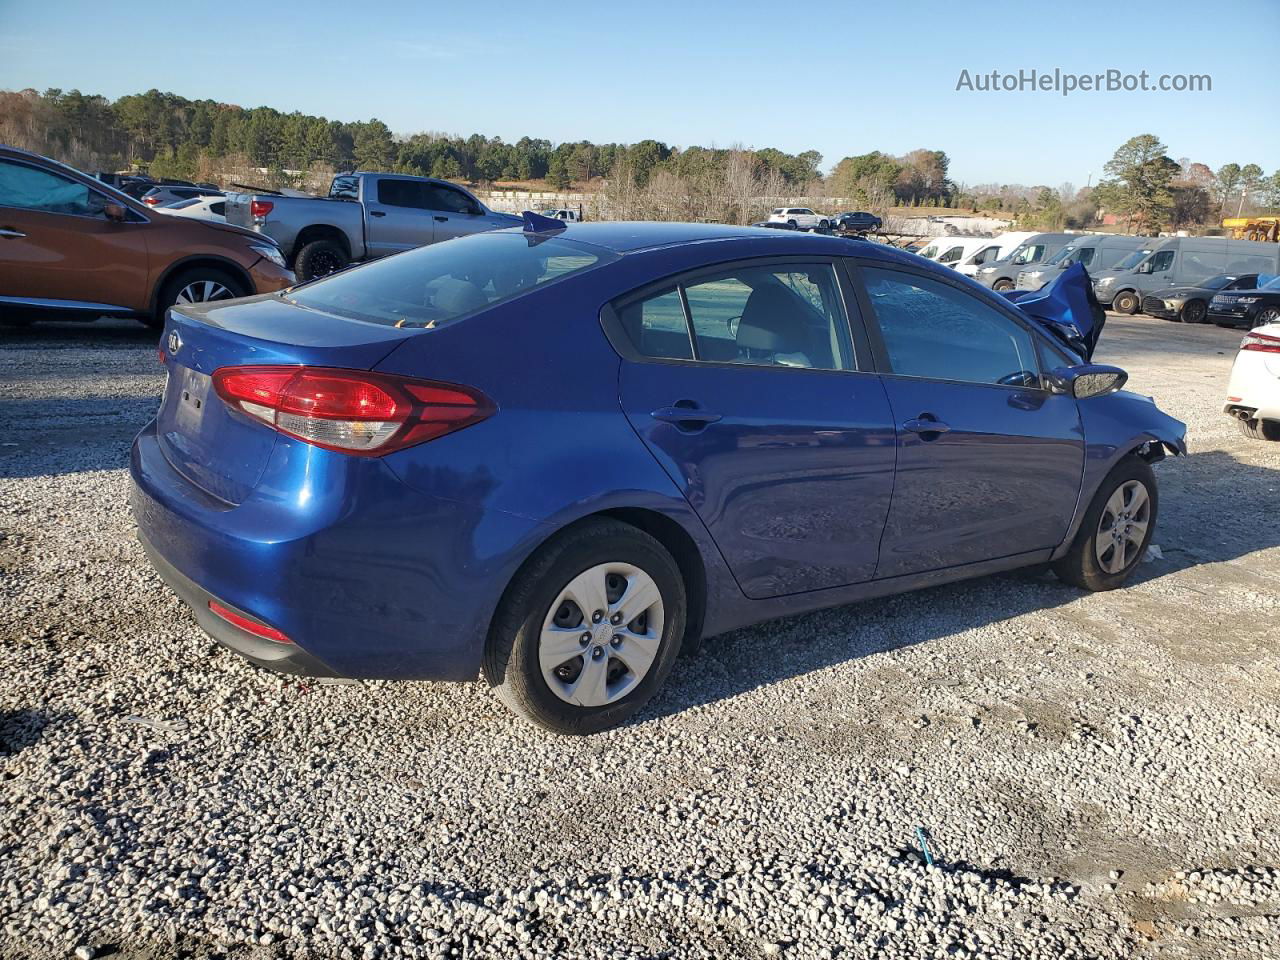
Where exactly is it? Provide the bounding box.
[156,196,227,223]
[767,207,830,230]
[1225,324,1280,440]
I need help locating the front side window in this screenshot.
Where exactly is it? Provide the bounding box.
[861,266,1040,387]
[970,245,1000,265]
[1140,250,1176,274]
[936,245,963,264]
[1076,247,1096,267]
[287,232,612,328]
[0,160,108,217]
[614,262,854,372]
[1012,243,1047,265]
[425,186,479,215]
[1115,249,1154,271]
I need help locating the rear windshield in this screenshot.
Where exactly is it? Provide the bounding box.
[285,231,615,328]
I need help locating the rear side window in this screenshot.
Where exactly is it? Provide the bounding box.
[377,179,428,209]
[861,266,1040,387]
[286,232,612,328]
[209,201,225,216]
[0,159,106,216]
[614,263,854,372]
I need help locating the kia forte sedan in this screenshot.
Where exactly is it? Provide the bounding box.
[131,220,1185,734]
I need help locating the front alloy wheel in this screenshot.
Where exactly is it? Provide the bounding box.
[1053,456,1157,591]
[175,279,236,304]
[1093,480,1151,574]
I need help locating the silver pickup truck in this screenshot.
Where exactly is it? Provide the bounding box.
[225,172,522,281]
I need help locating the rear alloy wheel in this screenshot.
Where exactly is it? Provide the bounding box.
[1237,417,1280,441]
[1053,457,1157,591]
[484,520,686,734]
[1179,299,1207,324]
[993,279,1014,292]
[787,219,798,227]
[1113,291,1140,315]
[294,239,349,282]
[147,267,247,328]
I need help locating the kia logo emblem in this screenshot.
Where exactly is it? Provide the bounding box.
[167,331,181,355]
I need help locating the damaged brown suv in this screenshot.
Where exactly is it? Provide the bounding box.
[0,146,293,328]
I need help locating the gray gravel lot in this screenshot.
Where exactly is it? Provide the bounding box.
[1,316,1278,960]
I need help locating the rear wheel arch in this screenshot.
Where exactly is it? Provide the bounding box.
[292,224,352,263]
[485,508,708,660]
[149,256,254,318]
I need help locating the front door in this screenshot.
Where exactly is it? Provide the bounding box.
[612,260,897,599]
[852,262,1085,579]
[0,157,150,312]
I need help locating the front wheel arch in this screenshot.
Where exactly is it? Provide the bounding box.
[149,256,254,319]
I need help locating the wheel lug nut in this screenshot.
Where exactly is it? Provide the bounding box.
[591,646,605,660]
[591,610,603,623]
[610,612,623,625]
[611,634,623,647]
[580,633,591,646]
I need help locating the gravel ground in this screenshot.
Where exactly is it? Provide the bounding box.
[1,316,1278,960]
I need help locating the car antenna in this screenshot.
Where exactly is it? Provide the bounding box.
[522,210,567,233]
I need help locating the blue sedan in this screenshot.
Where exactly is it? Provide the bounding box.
[131,218,1185,733]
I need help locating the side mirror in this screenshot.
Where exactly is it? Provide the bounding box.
[103,203,127,222]
[1046,364,1128,399]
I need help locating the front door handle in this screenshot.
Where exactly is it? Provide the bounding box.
[433,215,449,222]
[652,402,722,431]
[0,228,26,239]
[369,210,387,218]
[903,415,951,437]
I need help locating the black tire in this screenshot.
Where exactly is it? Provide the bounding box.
[1053,456,1157,591]
[1255,307,1280,328]
[294,239,349,282]
[1179,299,1207,324]
[993,278,1014,292]
[1113,291,1140,315]
[149,266,247,328]
[1237,417,1280,441]
[787,219,798,227]
[483,519,687,734]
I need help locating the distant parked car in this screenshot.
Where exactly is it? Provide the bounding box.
[540,208,583,222]
[226,172,523,282]
[831,211,882,233]
[157,196,227,223]
[141,184,224,208]
[750,221,800,230]
[1142,274,1260,324]
[1224,323,1280,440]
[767,207,829,230]
[0,145,292,328]
[973,233,1076,291]
[131,224,1184,733]
[1208,273,1280,329]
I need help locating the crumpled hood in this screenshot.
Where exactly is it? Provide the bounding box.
[1000,261,1105,361]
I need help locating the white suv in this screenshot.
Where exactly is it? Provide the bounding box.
[767,207,829,230]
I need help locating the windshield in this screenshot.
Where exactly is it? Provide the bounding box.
[1114,248,1154,271]
[1202,275,1237,290]
[1044,245,1078,266]
[1261,275,1280,291]
[918,244,940,259]
[286,232,615,328]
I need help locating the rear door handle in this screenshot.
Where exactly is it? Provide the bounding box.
[903,416,951,436]
[433,215,449,222]
[369,210,387,218]
[0,228,26,239]
[652,404,722,430]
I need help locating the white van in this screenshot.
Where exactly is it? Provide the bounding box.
[954,232,1035,277]
[915,236,991,268]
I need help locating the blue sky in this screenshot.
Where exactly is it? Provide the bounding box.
[2,0,1276,186]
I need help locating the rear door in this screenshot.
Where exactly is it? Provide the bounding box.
[0,156,150,313]
[364,177,436,257]
[849,261,1084,579]
[611,258,897,599]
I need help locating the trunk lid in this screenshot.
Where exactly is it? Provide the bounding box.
[156,294,414,504]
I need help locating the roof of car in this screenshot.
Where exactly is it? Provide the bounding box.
[543,220,902,256]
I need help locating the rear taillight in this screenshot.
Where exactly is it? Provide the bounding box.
[211,366,494,456]
[250,199,274,218]
[207,600,291,644]
[143,196,159,205]
[1241,331,1280,353]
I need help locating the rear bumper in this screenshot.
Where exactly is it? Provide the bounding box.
[137,529,337,677]
[130,418,547,681]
